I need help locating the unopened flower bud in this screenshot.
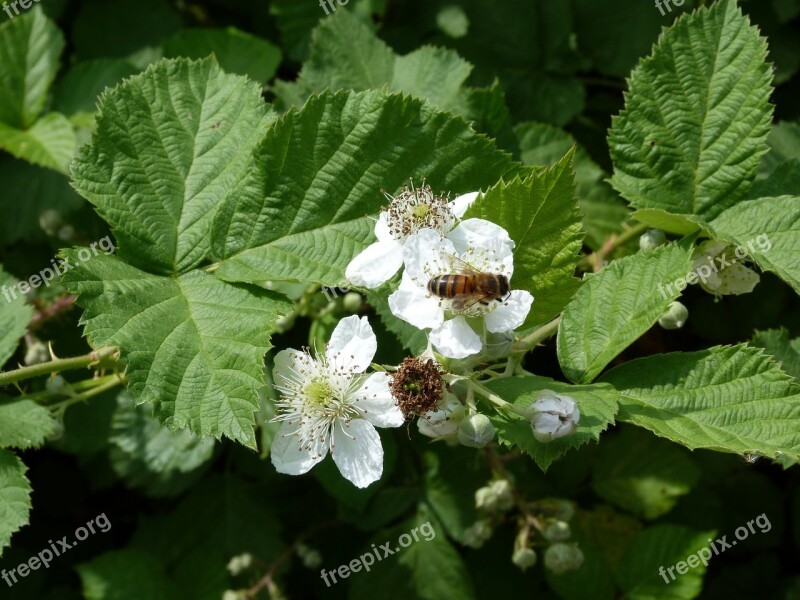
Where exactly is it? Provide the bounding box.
[536,498,575,521]
[544,543,584,575]
[418,394,465,441]
[296,544,322,569]
[24,339,50,366]
[39,209,63,236]
[458,413,495,448]
[512,547,537,571]
[543,520,571,542]
[226,553,253,576]
[658,301,688,330]
[639,229,666,250]
[461,520,492,549]
[529,391,580,443]
[57,225,75,242]
[46,375,69,395]
[475,479,514,512]
[342,292,363,314]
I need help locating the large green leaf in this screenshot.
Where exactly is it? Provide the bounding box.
[109,392,215,496]
[163,27,281,83]
[62,252,291,447]
[557,243,693,383]
[0,398,57,449]
[608,0,773,221]
[751,328,800,381]
[710,195,800,294]
[485,375,619,470]
[71,57,275,275]
[0,8,64,129]
[464,149,584,328]
[0,449,32,556]
[601,345,800,462]
[212,89,519,287]
[0,266,33,368]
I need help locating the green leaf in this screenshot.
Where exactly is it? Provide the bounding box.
[485,375,619,470]
[348,508,475,600]
[464,149,584,328]
[0,7,64,129]
[212,89,519,287]
[163,27,282,83]
[71,57,275,275]
[616,525,714,600]
[56,389,116,455]
[751,328,800,381]
[759,121,800,177]
[0,112,77,173]
[0,266,33,368]
[592,426,700,520]
[109,392,215,496]
[630,209,706,236]
[0,449,32,556]
[62,252,292,447]
[514,122,632,249]
[0,398,57,449]
[557,243,693,383]
[601,345,800,462]
[608,0,773,222]
[78,549,178,600]
[709,195,800,295]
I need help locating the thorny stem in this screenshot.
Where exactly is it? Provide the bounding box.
[0,346,120,387]
[245,520,337,599]
[578,222,649,272]
[49,374,127,415]
[511,317,561,355]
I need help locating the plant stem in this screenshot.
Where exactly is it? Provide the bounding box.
[512,317,561,355]
[50,374,127,414]
[578,222,649,271]
[0,346,119,387]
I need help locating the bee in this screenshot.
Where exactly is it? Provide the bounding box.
[427,256,510,311]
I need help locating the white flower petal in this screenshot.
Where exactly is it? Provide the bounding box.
[327,315,377,373]
[272,349,307,387]
[402,228,457,282]
[450,191,479,218]
[353,372,405,428]
[331,419,383,488]
[374,212,393,242]
[345,239,403,288]
[484,290,533,333]
[388,272,444,329]
[447,218,514,255]
[271,420,326,475]
[430,316,482,358]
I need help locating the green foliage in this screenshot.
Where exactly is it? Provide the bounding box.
[602,345,800,462]
[486,375,619,470]
[0,449,31,555]
[0,398,57,449]
[558,243,693,383]
[78,549,178,600]
[751,328,800,380]
[0,266,33,367]
[464,150,584,329]
[609,0,773,222]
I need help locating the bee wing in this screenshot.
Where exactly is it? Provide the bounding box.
[442,251,482,275]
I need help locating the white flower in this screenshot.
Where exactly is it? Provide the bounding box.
[529,391,580,443]
[270,315,404,488]
[345,182,480,288]
[690,240,760,296]
[388,226,533,359]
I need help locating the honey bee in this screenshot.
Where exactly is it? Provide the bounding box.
[427,256,510,311]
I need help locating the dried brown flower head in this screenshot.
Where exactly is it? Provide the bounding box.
[391,357,445,418]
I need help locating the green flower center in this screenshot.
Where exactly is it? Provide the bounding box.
[410,204,430,220]
[305,378,335,407]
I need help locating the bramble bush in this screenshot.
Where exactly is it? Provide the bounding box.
[1,0,800,598]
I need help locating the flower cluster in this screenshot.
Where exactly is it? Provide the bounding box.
[268,182,580,489]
